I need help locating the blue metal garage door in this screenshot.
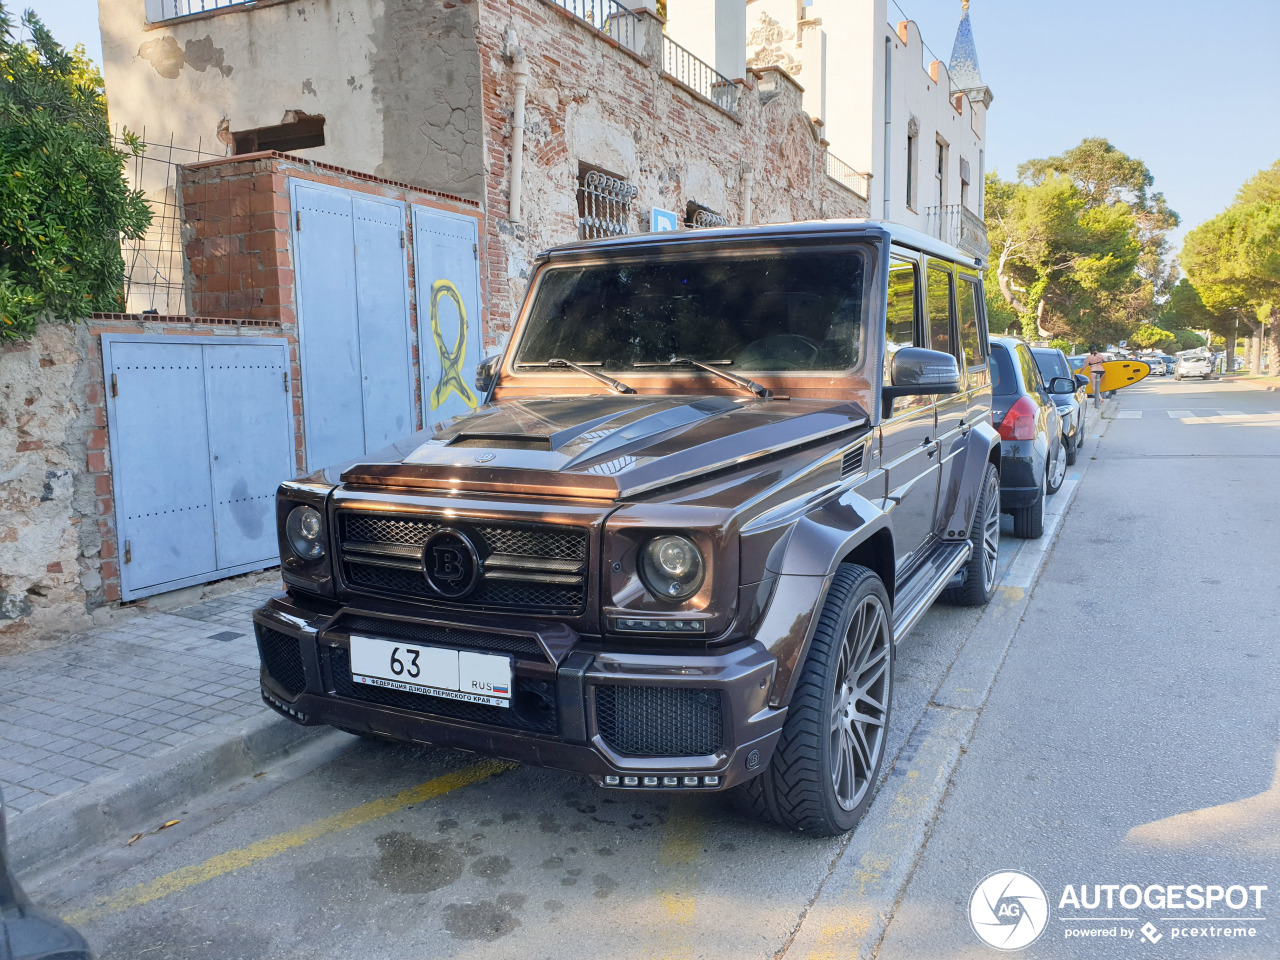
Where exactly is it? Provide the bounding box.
[291,180,415,470]
[413,206,483,429]
[101,334,295,600]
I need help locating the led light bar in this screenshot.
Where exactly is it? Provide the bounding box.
[613,617,706,633]
[600,774,722,788]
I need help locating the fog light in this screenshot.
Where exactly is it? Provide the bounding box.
[704,775,720,787]
[663,776,678,787]
[604,775,620,785]
[682,776,699,786]
[643,776,659,787]
[623,776,639,786]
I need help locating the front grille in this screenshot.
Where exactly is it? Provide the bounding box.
[339,513,588,613]
[594,685,723,757]
[327,646,558,734]
[332,614,543,658]
[257,625,306,696]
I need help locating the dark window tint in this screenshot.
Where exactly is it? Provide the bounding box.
[926,264,954,358]
[958,277,986,369]
[516,249,865,372]
[1032,349,1068,382]
[1017,344,1044,391]
[990,343,1017,396]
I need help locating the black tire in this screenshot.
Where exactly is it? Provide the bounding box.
[731,564,893,836]
[1065,428,1078,466]
[1012,469,1045,539]
[943,463,1000,606]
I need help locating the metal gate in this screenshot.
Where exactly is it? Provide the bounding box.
[291,180,415,470]
[101,334,294,600]
[412,206,483,428]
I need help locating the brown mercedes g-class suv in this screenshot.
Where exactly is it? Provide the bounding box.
[254,220,999,836]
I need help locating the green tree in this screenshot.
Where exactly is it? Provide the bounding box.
[984,164,1142,345]
[0,4,150,340]
[1127,324,1177,351]
[1180,179,1280,373]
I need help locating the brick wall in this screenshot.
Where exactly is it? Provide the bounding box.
[475,0,869,345]
[179,152,485,474]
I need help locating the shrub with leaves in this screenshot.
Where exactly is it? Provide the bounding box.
[0,4,150,341]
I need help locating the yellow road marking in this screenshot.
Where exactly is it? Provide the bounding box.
[647,798,706,959]
[66,758,515,927]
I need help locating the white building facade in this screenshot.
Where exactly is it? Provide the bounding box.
[716,0,992,257]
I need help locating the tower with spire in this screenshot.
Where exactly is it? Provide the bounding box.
[949,0,993,109]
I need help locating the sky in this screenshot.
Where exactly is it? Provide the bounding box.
[22,0,1280,255]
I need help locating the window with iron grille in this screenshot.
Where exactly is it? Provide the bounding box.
[577,163,637,240]
[685,201,728,229]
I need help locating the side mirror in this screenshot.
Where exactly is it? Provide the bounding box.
[882,347,962,400]
[474,353,503,396]
[1049,376,1077,395]
[1074,374,1089,390]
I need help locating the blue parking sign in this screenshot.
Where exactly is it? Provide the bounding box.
[651,208,681,232]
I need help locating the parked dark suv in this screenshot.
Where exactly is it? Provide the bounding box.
[254,221,1000,836]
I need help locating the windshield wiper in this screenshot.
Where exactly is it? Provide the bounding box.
[636,356,773,399]
[542,358,636,395]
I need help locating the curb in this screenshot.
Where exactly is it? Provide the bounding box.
[6,709,327,878]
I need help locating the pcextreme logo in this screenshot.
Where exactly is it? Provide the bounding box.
[969,871,1050,950]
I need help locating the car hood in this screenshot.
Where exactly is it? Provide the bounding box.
[338,394,869,500]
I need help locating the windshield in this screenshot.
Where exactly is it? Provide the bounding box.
[514,248,866,374]
[1032,350,1068,381]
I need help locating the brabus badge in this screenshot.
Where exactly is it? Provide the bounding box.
[421,529,482,599]
[475,453,496,463]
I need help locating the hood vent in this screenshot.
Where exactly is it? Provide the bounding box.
[450,435,553,450]
[841,443,866,479]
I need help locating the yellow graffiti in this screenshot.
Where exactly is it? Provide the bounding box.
[429,279,478,410]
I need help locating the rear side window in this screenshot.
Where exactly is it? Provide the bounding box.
[926,263,954,358]
[1017,344,1044,391]
[990,343,1016,395]
[957,277,985,369]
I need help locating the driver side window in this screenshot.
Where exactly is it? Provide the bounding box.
[885,259,928,415]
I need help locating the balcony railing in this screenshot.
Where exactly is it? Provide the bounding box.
[545,0,641,54]
[662,36,739,116]
[145,0,253,21]
[924,203,990,260]
[826,153,871,201]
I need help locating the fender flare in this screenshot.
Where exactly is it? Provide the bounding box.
[941,421,1000,538]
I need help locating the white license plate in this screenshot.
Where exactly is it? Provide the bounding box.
[349,635,512,707]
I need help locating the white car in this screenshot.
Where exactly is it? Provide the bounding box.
[1144,356,1166,375]
[1174,355,1213,380]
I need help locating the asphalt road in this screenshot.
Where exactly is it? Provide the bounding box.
[25,377,1278,959]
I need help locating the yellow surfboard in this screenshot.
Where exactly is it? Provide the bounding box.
[1073,359,1150,396]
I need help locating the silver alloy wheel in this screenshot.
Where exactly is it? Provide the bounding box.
[830,595,891,811]
[981,478,1000,593]
[1049,442,1067,492]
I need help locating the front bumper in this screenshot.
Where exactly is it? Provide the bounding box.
[253,594,786,791]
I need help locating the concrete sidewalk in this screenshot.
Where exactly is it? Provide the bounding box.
[0,584,281,816]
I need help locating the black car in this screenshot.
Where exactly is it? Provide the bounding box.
[1031,347,1089,466]
[1,788,93,960]
[990,337,1069,538]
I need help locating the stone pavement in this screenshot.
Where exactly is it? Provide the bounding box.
[0,583,280,815]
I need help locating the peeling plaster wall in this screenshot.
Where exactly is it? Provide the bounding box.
[98,0,485,199]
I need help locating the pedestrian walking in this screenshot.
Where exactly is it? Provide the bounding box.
[1084,344,1107,408]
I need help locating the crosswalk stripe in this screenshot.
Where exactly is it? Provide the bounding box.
[1167,410,1194,418]
[1116,411,1143,419]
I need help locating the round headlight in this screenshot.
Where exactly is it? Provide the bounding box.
[639,535,704,601]
[285,505,325,561]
